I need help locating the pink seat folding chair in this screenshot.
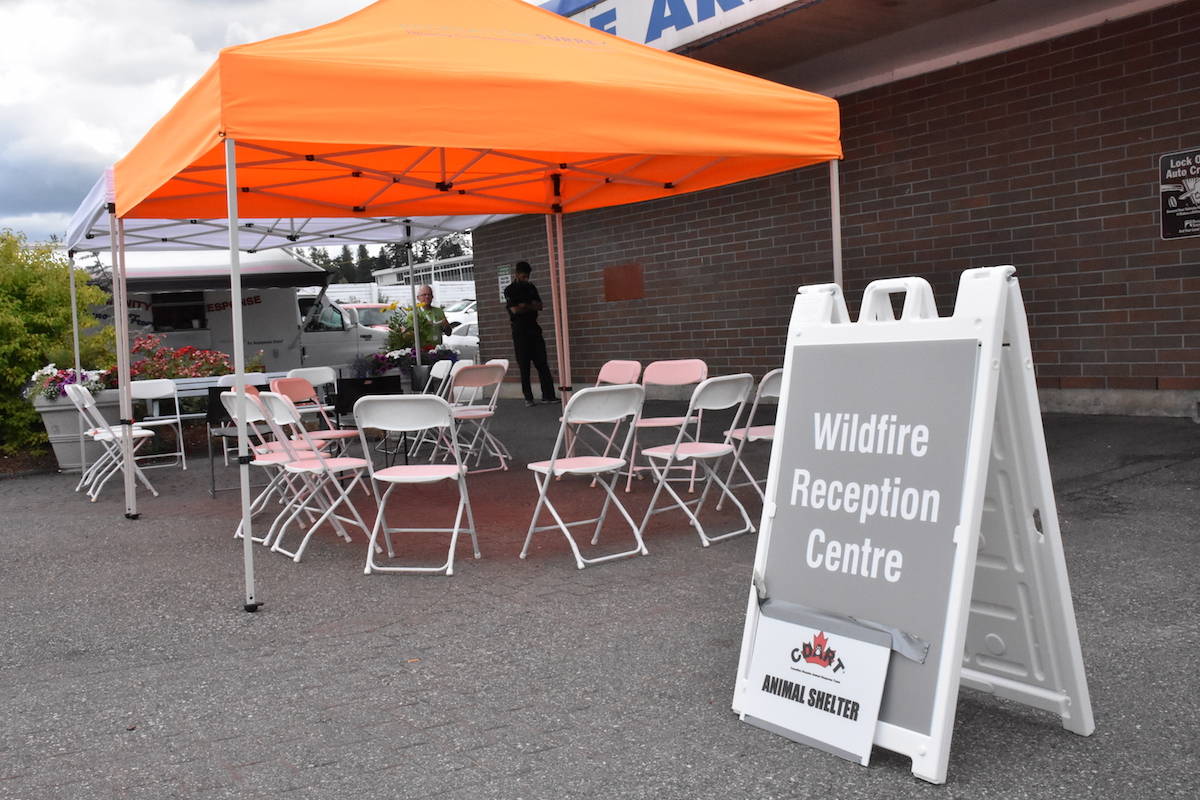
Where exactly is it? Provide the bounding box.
[624,358,707,492]
[354,395,479,576]
[637,373,756,547]
[270,376,359,453]
[435,363,509,473]
[717,368,783,508]
[565,360,641,460]
[255,391,371,562]
[65,383,159,501]
[520,384,648,569]
[220,389,331,544]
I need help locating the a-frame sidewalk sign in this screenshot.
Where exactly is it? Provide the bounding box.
[732,266,1094,784]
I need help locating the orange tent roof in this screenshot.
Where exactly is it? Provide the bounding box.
[114,0,841,220]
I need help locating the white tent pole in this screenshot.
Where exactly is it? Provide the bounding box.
[553,211,572,403]
[830,159,843,287]
[68,254,86,472]
[406,222,421,366]
[111,215,138,518]
[226,137,260,613]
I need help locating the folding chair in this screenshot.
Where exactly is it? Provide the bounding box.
[419,358,454,394]
[220,389,331,544]
[409,359,474,458]
[64,384,159,501]
[717,368,783,508]
[354,395,479,576]
[637,373,756,546]
[130,378,187,470]
[214,373,267,467]
[624,359,707,492]
[257,391,371,562]
[270,376,359,453]
[437,363,509,473]
[520,384,648,569]
[566,359,641,460]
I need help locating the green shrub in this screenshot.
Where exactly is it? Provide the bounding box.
[0,231,112,454]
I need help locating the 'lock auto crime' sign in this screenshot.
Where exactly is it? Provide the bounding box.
[1161,146,1200,239]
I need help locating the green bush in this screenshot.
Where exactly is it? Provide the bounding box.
[0,231,113,454]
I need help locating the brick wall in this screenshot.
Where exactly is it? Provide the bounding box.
[475,2,1198,395]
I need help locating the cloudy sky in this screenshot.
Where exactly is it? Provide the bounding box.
[0,0,403,241]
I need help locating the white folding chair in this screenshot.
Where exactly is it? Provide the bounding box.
[215,373,268,466]
[717,368,783,508]
[419,359,454,394]
[624,358,707,492]
[438,363,509,473]
[520,384,648,569]
[410,359,474,458]
[130,378,187,470]
[64,384,159,501]
[637,374,756,546]
[354,395,479,576]
[270,376,359,455]
[257,391,371,562]
[566,359,641,460]
[220,388,330,544]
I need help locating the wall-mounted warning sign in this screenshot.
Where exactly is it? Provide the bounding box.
[1161,147,1200,239]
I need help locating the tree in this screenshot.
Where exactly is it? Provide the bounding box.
[354,244,375,282]
[0,231,113,454]
[333,245,355,283]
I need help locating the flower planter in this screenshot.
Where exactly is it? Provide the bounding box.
[33,389,120,473]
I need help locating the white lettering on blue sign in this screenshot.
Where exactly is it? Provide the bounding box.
[548,0,791,51]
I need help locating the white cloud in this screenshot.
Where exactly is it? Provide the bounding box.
[0,0,375,240]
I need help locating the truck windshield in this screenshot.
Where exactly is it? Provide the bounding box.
[355,308,395,327]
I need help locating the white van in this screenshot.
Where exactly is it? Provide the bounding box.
[99,250,390,373]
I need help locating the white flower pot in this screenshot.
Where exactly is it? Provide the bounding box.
[32,389,120,473]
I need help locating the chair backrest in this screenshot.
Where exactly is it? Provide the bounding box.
[217,372,268,387]
[487,358,509,371]
[354,395,453,434]
[759,368,784,400]
[220,390,267,425]
[270,376,318,405]
[130,379,176,401]
[450,363,505,391]
[643,359,707,387]
[286,366,337,388]
[691,373,754,412]
[445,359,480,402]
[564,384,645,426]
[64,383,103,429]
[596,359,641,386]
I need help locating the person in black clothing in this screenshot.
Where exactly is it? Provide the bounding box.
[503,261,559,406]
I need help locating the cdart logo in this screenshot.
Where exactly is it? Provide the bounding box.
[791,631,845,673]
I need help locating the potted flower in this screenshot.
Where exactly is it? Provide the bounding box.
[24,364,119,472]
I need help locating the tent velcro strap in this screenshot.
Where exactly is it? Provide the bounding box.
[436,181,453,191]
[558,385,572,393]
[120,418,135,426]
[237,455,254,465]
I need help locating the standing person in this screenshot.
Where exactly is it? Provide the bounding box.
[503,261,559,407]
[386,284,453,351]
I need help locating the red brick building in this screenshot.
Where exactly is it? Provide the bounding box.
[476,0,1198,416]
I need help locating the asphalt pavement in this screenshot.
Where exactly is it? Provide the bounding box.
[0,405,1197,799]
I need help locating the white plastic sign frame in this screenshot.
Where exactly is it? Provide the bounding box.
[733,266,1094,784]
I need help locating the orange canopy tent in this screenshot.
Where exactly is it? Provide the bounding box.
[96,0,842,608]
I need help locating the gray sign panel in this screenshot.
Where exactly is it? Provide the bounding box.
[763,339,978,735]
[1161,147,1200,239]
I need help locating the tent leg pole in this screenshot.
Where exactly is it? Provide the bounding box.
[830,159,843,288]
[110,215,138,518]
[543,215,567,398]
[226,137,260,613]
[553,211,571,405]
[68,256,86,474]
[406,222,421,366]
